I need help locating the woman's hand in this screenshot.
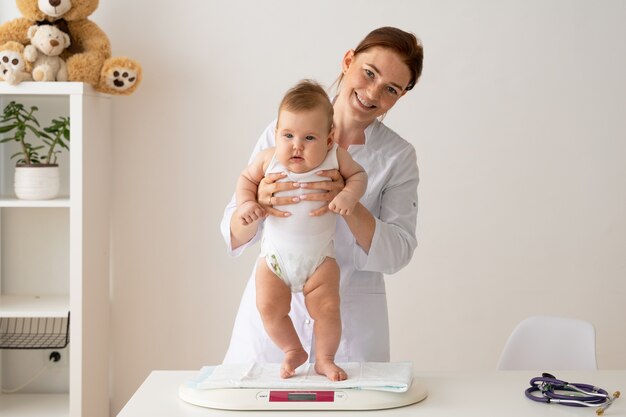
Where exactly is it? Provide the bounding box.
[257,172,301,217]
[299,169,346,216]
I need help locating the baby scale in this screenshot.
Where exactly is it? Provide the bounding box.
[178,365,428,411]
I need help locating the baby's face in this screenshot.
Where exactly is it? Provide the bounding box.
[275,108,333,173]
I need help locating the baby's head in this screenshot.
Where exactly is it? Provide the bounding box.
[275,80,334,173]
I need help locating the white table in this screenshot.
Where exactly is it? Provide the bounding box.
[117,370,625,417]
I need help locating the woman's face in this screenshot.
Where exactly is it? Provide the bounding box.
[337,47,412,124]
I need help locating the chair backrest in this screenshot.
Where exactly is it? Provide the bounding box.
[497,315,597,370]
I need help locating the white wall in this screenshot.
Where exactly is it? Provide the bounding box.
[6,1,626,415]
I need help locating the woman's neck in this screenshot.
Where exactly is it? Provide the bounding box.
[332,106,373,149]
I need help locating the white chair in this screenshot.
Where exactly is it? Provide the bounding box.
[497,315,597,370]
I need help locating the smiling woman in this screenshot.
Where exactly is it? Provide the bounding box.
[221,26,424,367]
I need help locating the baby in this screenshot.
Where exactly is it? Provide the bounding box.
[235,80,367,381]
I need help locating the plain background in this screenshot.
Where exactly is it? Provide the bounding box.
[2,1,626,415]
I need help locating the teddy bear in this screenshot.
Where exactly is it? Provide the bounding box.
[0,41,32,85]
[0,0,142,95]
[24,23,70,81]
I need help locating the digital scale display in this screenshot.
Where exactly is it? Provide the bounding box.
[288,393,318,401]
[269,390,336,402]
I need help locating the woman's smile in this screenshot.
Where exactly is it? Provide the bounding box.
[354,92,376,109]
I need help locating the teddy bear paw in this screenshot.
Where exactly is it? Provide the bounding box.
[105,66,138,91]
[23,45,38,63]
[33,65,53,81]
[100,57,142,95]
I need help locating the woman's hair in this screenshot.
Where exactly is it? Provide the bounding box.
[339,26,424,92]
[279,79,334,132]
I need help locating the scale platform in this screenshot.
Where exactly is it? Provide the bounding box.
[179,377,428,411]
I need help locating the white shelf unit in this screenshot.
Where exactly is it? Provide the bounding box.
[0,295,69,318]
[0,82,111,417]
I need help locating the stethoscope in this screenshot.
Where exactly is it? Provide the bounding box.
[526,373,620,415]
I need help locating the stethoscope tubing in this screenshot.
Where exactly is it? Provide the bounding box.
[526,373,618,412]
[526,386,609,406]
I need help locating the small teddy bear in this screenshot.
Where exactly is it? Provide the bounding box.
[24,23,70,82]
[0,41,33,85]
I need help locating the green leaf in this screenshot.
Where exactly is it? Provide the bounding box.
[0,123,18,133]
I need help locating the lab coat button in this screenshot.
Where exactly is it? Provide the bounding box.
[305,319,311,325]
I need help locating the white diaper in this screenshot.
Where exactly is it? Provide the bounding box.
[260,233,334,293]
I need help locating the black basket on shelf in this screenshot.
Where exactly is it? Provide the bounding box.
[0,312,69,349]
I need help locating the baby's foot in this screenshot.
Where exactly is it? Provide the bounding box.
[281,349,308,379]
[315,360,348,381]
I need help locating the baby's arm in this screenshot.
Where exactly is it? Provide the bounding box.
[328,147,367,215]
[235,148,274,225]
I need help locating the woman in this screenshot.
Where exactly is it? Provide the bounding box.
[221,26,423,363]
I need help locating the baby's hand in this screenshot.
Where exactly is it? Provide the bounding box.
[328,192,358,216]
[238,201,266,225]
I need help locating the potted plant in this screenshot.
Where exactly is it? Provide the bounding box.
[0,101,70,200]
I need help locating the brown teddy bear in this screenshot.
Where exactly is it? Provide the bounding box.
[0,0,142,95]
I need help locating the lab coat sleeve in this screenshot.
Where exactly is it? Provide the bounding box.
[354,145,419,274]
[220,121,277,256]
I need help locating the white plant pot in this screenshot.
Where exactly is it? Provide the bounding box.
[14,165,61,200]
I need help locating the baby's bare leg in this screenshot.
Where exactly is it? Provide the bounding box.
[303,258,347,381]
[256,259,308,378]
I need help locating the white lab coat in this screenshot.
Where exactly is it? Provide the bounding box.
[221,119,419,363]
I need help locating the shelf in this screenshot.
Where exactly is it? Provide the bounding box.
[0,393,68,417]
[0,296,70,349]
[1,79,112,416]
[0,295,69,318]
[0,197,70,208]
[0,81,96,96]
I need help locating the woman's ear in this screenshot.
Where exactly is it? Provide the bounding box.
[342,49,355,74]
